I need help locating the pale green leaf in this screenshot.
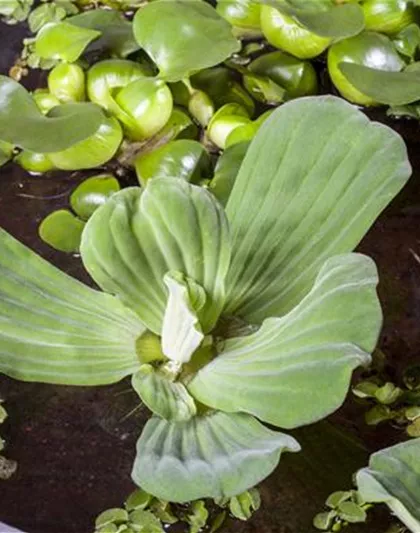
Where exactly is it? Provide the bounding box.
[131,411,300,502]
[224,95,411,323]
[339,62,420,106]
[0,228,144,385]
[81,179,231,335]
[356,439,420,532]
[133,0,240,82]
[35,21,101,62]
[161,271,205,364]
[0,76,103,152]
[132,364,197,421]
[189,254,380,429]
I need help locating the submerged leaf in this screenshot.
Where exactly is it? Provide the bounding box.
[132,411,300,502]
[356,438,420,532]
[81,180,231,335]
[132,365,197,421]
[189,254,380,429]
[0,76,103,152]
[0,228,144,385]
[133,0,240,82]
[224,95,411,324]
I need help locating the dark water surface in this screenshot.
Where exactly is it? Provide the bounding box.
[1,20,420,533]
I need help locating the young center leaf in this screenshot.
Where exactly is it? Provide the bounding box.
[356,438,420,532]
[189,254,381,429]
[133,0,241,82]
[80,179,231,336]
[0,76,104,152]
[132,411,300,502]
[0,229,144,385]
[224,95,411,324]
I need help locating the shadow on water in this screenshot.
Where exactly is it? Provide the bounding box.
[0,19,420,533]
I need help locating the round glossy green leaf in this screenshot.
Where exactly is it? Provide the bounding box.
[28,3,67,33]
[48,109,123,170]
[69,9,139,57]
[328,31,405,106]
[153,107,199,142]
[393,23,420,59]
[362,0,415,35]
[39,209,85,253]
[15,151,55,174]
[132,411,300,502]
[0,76,103,153]
[70,174,121,220]
[216,0,262,38]
[134,140,211,186]
[210,141,249,206]
[35,21,101,62]
[133,0,241,82]
[32,89,60,115]
[48,63,86,103]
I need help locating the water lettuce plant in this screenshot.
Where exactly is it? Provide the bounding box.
[0,96,411,502]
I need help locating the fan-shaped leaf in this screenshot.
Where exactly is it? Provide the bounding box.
[224,95,411,324]
[0,229,144,385]
[189,254,380,429]
[81,179,231,335]
[0,76,103,152]
[132,411,300,502]
[356,439,420,532]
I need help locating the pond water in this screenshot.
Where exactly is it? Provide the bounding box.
[1,19,420,533]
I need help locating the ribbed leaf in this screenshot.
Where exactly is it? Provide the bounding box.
[0,76,103,153]
[0,229,144,385]
[224,95,411,324]
[81,179,231,335]
[189,254,380,429]
[162,272,205,364]
[132,365,197,421]
[132,411,300,502]
[356,439,420,532]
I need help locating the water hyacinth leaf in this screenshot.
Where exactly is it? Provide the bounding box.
[356,439,420,532]
[132,365,197,421]
[81,179,231,335]
[70,174,120,221]
[39,209,85,253]
[133,0,241,82]
[339,62,420,106]
[259,0,365,39]
[69,9,139,57]
[48,107,123,170]
[393,23,420,59]
[209,141,249,206]
[134,140,211,186]
[35,21,101,62]
[0,229,144,385]
[132,411,300,502]
[189,254,380,429]
[161,271,205,364]
[224,96,411,323]
[0,76,103,152]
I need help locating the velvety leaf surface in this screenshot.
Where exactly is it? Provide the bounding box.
[133,0,241,82]
[132,364,197,421]
[224,95,411,324]
[0,76,103,152]
[339,62,420,105]
[35,21,101,62]
[69,9,139,57]
[356,439,420,532]
[132,411,300,502]
[0,228,144,385]
[80,179,231,335]
[189,254,380,429]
